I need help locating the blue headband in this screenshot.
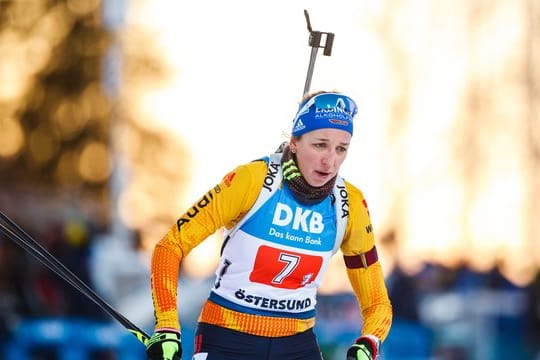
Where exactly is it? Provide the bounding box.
[291,92,357,137]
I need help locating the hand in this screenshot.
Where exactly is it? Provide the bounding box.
[346,335,379,360]
[146,330,182,360]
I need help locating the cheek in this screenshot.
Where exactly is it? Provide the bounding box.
[302,152,321,166]
[296,152,318,171]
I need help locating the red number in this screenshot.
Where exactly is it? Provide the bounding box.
[249,245,323,289]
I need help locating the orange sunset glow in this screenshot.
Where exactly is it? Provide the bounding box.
[1,0,538,290]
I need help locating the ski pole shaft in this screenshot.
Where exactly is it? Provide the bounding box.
[0,210,150,344]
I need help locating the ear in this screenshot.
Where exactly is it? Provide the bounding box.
[289,138,298,153]
[289,137,298,153]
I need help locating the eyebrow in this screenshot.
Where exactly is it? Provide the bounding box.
[313,137,350,146]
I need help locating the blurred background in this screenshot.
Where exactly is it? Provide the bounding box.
[0,0,539,359]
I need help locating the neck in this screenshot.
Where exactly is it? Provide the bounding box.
[280,145,336,205]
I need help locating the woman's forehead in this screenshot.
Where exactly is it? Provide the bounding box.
[300,128,352,143]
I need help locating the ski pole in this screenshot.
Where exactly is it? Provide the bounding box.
[302,9,335,96]
[0,210,150,344]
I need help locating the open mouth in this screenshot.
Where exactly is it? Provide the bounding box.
[315,170,331,178]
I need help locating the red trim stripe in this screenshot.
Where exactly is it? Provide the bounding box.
[343,246,379,269]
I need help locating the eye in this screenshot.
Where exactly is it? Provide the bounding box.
[337,146,348,153]
[313,142,327,149]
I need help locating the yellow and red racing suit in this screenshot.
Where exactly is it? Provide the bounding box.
[150,154,392,342]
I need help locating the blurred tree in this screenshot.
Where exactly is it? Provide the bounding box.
[1,1,109,183]
[0,1,112,228]
[525,0,540,268]
[0,1,191,238]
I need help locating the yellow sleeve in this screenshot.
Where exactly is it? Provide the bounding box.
[341,182,393,342]
[150,160,268,331]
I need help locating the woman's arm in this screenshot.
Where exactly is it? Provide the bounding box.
[150,160,268,331]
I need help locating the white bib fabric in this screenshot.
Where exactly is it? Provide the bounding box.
[209,152,349,319]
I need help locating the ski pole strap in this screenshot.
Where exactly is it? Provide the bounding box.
[343,246,379,269]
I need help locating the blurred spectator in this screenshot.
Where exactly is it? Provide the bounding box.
[380,231,420,322]
[525,270,540,358]
[53,216,107,319]
[451,259,517,294]
[22,221,69,317]
[0,236,32,338]
[1,214,109,325]
[386,265,420,321]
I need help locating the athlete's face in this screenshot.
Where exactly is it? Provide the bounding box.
[290,128,351,187]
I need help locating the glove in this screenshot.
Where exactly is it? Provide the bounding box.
[146,330,182,360]
[346,335,380,360]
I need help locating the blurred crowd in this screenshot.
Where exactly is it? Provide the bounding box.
[0,215,110,338]
[383,259,540,359]
[1,215,539,360]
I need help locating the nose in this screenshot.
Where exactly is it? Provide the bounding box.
[321,150,336,167]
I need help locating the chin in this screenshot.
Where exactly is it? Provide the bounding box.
[309,179,328,187]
